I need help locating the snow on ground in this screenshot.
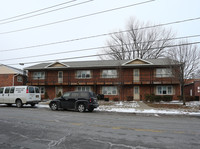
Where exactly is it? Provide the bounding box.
[36,101,200,116]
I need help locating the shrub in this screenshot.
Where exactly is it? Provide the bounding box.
[154,96,162,102]
[44,92,49,99]
[104,98,109,102]
[113,98,119,102]
[56,91,62,97]
[127,96,133,101]
[97,94,104,100]
[144,94,155,103]
[162,95,173,102]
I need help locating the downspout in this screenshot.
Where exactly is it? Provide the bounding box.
[13,74,19,86]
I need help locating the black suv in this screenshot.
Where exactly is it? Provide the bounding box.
[49,91,99,112]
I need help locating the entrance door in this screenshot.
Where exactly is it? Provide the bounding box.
[56,86,63,97]
[133,69,140,82]
[134,86,140,100]
[58,71,63,83]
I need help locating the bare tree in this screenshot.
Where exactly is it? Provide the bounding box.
[168,40,200,105]
[100,17,175,60]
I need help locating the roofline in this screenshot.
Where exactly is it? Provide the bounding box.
[44,61,70,68]
[122,58,153,65]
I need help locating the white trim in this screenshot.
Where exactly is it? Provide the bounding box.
[45,61,69,68]
[122,58,153,66]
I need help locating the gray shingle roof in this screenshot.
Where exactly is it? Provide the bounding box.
[24,58,179,70]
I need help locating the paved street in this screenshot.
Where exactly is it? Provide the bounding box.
[0,105,200,149]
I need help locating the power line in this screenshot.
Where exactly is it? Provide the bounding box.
[0,0,76,22]
[0,34,200,61]
[0,16,200,53]
[0,0,155,35]
[6,41,200,66]
[0,0,94,25]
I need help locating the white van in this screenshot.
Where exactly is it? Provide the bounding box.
[0,86,41,108]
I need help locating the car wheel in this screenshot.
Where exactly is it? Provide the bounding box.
[88,107,94,112]
[50,103,58,111]
[31,103,35,107]
[16,100,23,108]
[77,104,85,112]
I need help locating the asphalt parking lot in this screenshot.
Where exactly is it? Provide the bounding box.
[0,105,200,149]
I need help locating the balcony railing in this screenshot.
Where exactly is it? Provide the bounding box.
[26,74,180,86]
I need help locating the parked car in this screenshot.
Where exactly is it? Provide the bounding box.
[49,91,99,112]
[0,86,41,108]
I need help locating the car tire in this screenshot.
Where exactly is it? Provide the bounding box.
[77,104,85,112]
[16,100,23,108]
[31,103,36,107]
[88,107,94,112]
[50,103,58,111]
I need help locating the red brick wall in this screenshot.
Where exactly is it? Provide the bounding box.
[28,68,180,101]
[194,81,200,96]
[0,74,25,87]
[0,74,13,87]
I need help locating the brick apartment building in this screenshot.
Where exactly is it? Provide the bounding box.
[25,58,181,101]
[0,64,26,87]
[184,80,200,101]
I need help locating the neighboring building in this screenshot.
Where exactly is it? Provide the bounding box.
[184,80,200,101]
[0,64,26,87]
[25,58,181,101]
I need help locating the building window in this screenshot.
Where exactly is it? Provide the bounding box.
[17,76,22,82]
[40,87,45,95]
[102,86,118,95]
[76,70,91,79]
[156,68,172,77]
[33,72,45,80]
[58,71,63,83]
[76,86,91,91]
[198,87,200,93]
[102,70,117,78]
[156,86,173,95]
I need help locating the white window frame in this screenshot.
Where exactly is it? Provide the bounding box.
[102,86,118,95]
[76,70,91,79]
[102,70,118,78]
[156,86,173,95]
[17,76,22,82]
[33,72,45,80]
[156,68,172,78]
[76,86,91,92]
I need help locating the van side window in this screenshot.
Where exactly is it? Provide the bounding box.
[29,87,34,93]
[0,88,4,94]
[5,87,10,94]
[35,87,40,93]
[10,87,15,93]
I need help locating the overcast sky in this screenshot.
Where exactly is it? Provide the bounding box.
[0,0,199,69]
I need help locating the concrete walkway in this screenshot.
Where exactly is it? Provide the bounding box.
[136,101,152,110]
